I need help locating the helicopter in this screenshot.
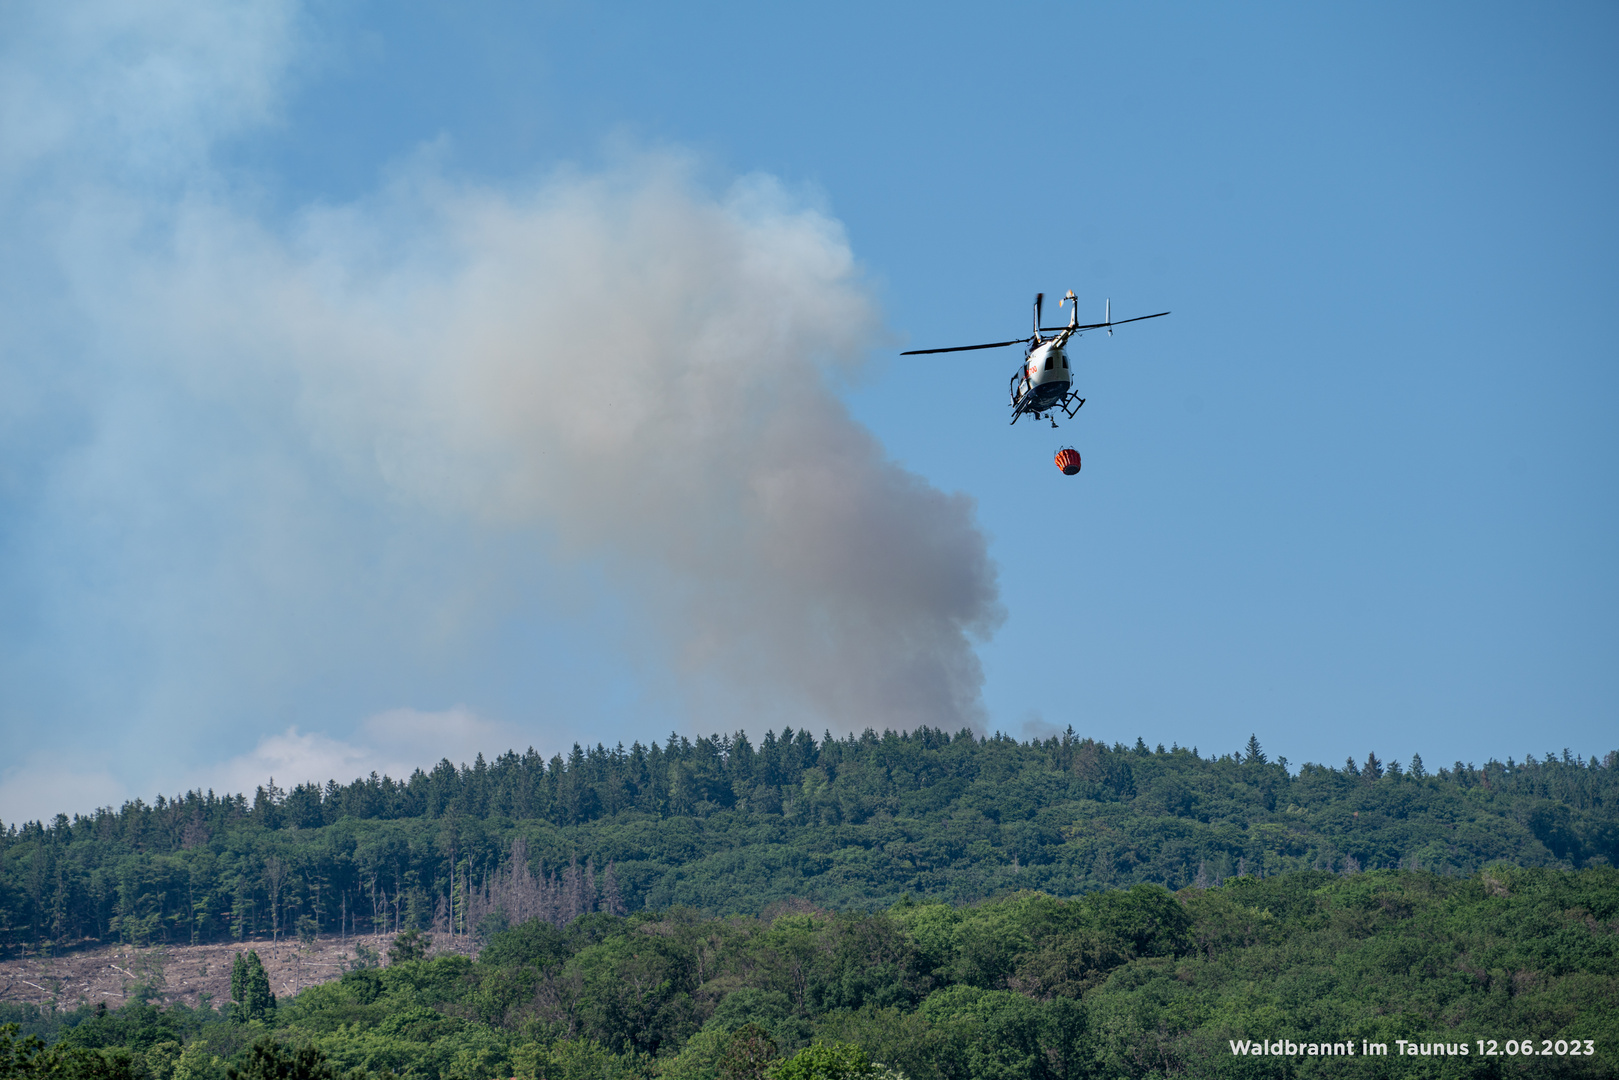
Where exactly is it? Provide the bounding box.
[902,291,1169,428]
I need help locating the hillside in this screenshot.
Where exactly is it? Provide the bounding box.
[4,867,1616,1079]
[3,729,1616,952]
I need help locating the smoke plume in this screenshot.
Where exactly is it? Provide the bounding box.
[151,161,1004,726]
[0,2,1003,774]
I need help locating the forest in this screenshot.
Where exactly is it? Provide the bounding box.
[2,865,1616,1078]
[2,729,1616,951]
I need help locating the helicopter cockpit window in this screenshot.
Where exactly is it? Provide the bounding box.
[1060,354,1068,369]
[1044,355,1055,371]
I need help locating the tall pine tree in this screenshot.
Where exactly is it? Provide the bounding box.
[231,950,276,1022]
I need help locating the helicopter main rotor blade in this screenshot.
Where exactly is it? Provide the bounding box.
[1039,311,1171,333]
[901,338,1029,355]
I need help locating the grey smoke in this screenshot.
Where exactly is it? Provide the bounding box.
[0,3,1004,760]
[143,160,1005,728]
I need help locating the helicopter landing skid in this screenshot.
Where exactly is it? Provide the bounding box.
[1010,395,1085,426]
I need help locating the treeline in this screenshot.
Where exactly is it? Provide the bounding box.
[1,728,1616,950]
[4,866,1617,1078]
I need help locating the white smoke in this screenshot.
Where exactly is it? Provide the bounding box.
[202,708,523,797]
[0,2,1003,787]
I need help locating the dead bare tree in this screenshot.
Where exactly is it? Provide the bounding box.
[601,861,625,916]
[263,856,288,942]
[459,839,621,943]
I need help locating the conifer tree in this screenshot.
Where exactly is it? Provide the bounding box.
[388,928,430,965]
[231,950,276,1022]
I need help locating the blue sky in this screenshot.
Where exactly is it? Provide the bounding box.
[1,1,1614,822]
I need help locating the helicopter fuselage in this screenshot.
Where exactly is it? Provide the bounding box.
[1009,338,1084,425]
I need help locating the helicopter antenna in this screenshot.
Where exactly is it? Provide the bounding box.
[1032,293,1044,343]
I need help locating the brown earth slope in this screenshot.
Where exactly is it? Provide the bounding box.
[0,934,458,1011]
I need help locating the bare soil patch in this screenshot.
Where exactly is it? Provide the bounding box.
[0,934,438,1011]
